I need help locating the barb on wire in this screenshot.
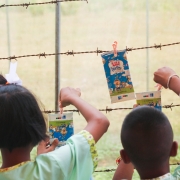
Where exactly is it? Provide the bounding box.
[0,4,5,8]
[126,46,133,53]
[96,47,104,56]
[0,0,86,9]
[0,41,180,61]
[66,50,74,56]
[162,103,173,111]
[8,56,17,61]
[43,103,180,114]
[106,106,112,113]
[154,43,162,50]
[51,0,59,5]
[39,52,46,59]
[22,2,31,9]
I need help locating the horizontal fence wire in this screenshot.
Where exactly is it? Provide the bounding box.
[95,168,116,173]
[95,162,180,172]
[46,103,180,173]
[0,0,87,9]
[0,42,180,61]
[43,103,180,114]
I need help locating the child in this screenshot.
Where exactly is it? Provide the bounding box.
[0,74,59,154]
[113,66,180,179]
[0,75,110,180]
[113,106,178,179]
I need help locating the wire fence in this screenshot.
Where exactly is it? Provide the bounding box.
[45,103,180,172]
[1,1,180,174]
[43,103,180,114]
[95,161,180,172]
[0,0,87,9]
[0,41,180,61]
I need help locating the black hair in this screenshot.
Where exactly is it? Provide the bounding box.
[0,83,48,152]
[0,74,8,85]
[121,106,173,170]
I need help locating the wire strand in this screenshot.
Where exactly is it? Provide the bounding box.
[0,42,179,61]
[0,0,88,9]
[43,103,180,114]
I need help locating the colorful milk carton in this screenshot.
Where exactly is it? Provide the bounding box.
[136,91,162,111]
[48,113,74,147]
[101,50,135,103]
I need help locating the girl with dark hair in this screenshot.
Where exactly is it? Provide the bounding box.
[0,75,110,180]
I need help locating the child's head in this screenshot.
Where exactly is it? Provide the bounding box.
[120,106,177,172]
[0,80,47,152]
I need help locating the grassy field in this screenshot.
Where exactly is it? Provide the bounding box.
[1,0,180,179]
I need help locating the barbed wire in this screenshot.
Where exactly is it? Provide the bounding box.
[46,104,180,172]
[43,103,180,114]
[95,168,116,173]
[0,0,88,9]
[45,104,180,173]
[0,42,180,61]
[95,162,180,172]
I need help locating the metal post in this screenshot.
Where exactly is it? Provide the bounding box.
[146,0,149,91]
[55,3,61,111]
[6,0,11,57]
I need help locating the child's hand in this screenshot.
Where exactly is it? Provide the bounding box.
[37,138,59,155]
[155,84,163,91]
[154,67,176,88]
[133,104,139,109]
[59,87,81,108]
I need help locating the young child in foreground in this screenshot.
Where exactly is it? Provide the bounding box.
[113,66,180,180]
[0,75,110,180]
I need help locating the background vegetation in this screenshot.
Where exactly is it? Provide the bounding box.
[1,0,180,179]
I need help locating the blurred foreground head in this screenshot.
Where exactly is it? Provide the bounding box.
[121,106,177,171]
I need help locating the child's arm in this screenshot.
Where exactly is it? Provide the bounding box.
[154,67,180,95]
[59,87,110,143]
[112,161,134,180]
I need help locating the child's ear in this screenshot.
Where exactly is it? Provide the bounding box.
[170,141,178,157]
[120,149,131,164]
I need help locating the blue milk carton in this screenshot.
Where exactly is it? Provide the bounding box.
[101,50,135,103]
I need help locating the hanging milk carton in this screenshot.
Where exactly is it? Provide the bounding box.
[101,49,135,103]
[136,91,162,111]
[48,113,74,147]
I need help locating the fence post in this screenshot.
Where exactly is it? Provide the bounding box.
[6,0,11,67]
[146,0,149,91]
[55,3,61,111]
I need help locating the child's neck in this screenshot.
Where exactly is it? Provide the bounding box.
[0,146,32,169]
[137,162,170,179]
